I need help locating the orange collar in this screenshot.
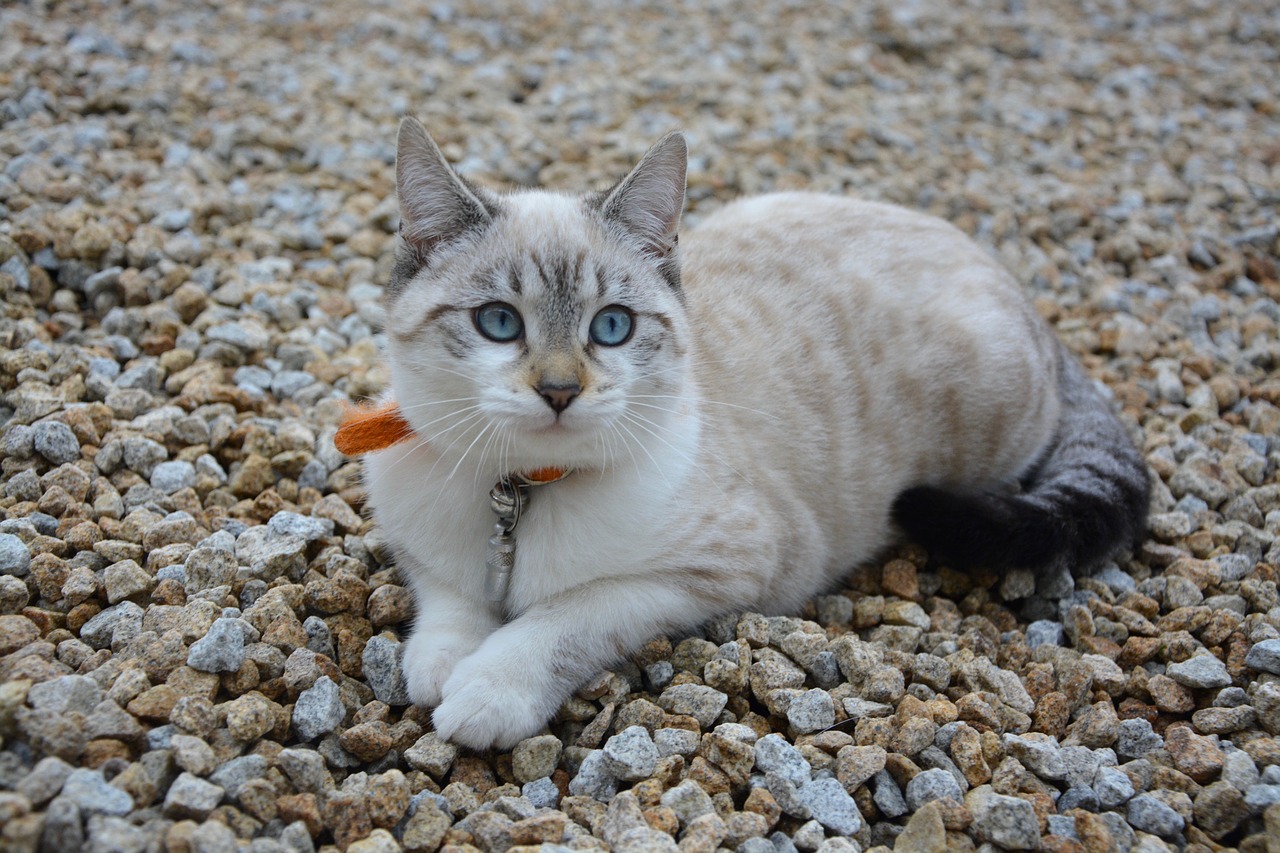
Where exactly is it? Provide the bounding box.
[334,401,568,483]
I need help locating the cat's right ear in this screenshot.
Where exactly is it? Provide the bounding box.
[396,117,493,261]
[598,132,688,260]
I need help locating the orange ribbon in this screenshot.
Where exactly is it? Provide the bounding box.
[333,401,568,483]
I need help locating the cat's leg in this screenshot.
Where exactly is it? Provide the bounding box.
[400,574,499,708]
[432,571,733,749]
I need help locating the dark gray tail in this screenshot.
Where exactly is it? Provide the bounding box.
[892,349,1150,573]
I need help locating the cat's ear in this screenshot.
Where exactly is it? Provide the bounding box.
[396,117,493,260]
[599,132,687,259]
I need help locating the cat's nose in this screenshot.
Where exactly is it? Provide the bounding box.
[537,381,581,413]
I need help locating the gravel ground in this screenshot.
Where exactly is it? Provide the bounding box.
[2,1,1279,852]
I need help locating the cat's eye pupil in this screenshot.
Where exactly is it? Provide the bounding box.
[589,306,634,346]
[474,302,523,342]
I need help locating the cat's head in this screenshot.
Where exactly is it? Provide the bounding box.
[382,117,693,476]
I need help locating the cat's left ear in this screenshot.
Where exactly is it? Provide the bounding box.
[598,132,687,259]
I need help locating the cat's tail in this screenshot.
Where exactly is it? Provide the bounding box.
[891,347,1150,573]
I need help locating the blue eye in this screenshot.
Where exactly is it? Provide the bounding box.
[589,306,634,346]
[474,302,523,342]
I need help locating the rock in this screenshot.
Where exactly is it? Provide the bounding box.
[33,421,80,464]
[1166,653,1232,689]
[660,779,716,827]
[906,769,964,811]
[657,683,728,728]
[163,772,225,820]
[894,800,945,853]
[755,733,810,787]
[292,676,343,741]
[0,534,31,576]
[403,733,458,779]
[799,777,862,834]
[787,689,835,734]
[835,744,886,791]
[59,769,133,816]
[361,635,408,705]
[1246,639,1280,675]
[1117,718,1164,759]
[268,511,335,542]
[513,734,564,784]
[602,725,659,781]
[186,617,245,672]
[150,460,196,494]
[0,613,39,655]
[972,791,1040,850]
[568,749,619,801]
[1127,793,1185,838]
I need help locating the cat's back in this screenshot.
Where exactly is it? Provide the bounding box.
[682,191,1014,303]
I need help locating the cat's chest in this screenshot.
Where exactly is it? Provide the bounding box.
[366,446,680,603]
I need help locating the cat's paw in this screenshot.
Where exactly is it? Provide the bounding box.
[401,629,486,708]
[432,660,560,750]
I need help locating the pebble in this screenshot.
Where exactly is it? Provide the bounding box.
[186,617,246,673]
[292,676,344,741]
[1166,653,1232,689]
[59,769,134,816]
[0,534,32,576]
[905,768,964,810]
[1246,638,1280,675]
[1126,793,1185,838]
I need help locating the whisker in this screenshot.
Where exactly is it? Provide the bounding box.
[614,417,672,491]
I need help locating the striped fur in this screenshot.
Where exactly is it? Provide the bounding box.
[365,120,1150,749]
[892,346,1150,572]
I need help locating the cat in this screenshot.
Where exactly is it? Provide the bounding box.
[359,117,1150,749]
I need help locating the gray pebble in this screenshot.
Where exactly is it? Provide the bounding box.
[121,436,168,477]
[1166,653,1231,689]
[659,779,715,826]
[28,674,103,715]
[1026,620,1065,647]
[0,533,31,576]
[1056,785,1098,813]
[187,617,246,673]
[16,756,74,806]
[602,726,659,781]
[42,797,86,851]
[293,676,344,741]
[277,747,329,793]
[754,733,810,787]
[522,777,561,809]
[163,772,225,820]
[1245,638,1280,675]
[1117,718,1164,759]
[656,683,728,728]
[268,510,335,542]
[905,768,963,810]
[4,425,34,460]
[33,420,80,464]
[568,749,619,802]
[361,634,409,705]
[1095,765,1135,807]
[872,770,907,819]
[1126,793,1184,838]
[86,815,147,853]
[210,755,268,798]
[799,777,861,835]
[786,689,835,734]
[60,769,134,816]
[150,460,196,494]
[77,601,146,648]
[974,793,1041,849]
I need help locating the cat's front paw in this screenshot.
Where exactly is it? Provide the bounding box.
[401,629,486,708]
[432,660,561,750]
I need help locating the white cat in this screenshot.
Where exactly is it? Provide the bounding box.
[359,118,1149,749]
